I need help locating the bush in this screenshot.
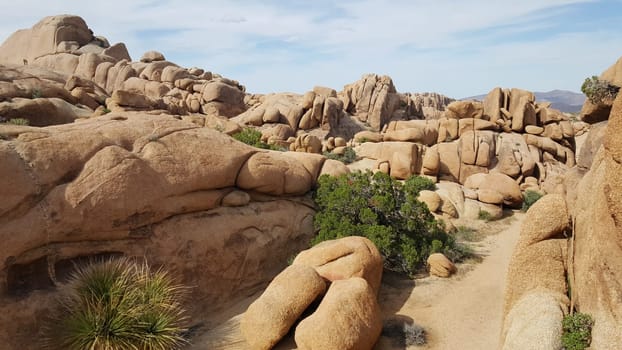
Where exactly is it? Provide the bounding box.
[522,190,543,212]
[313,171,467,275]
[232,127,281,150]
[324,146,357,164]
[3,118,30,126]
[561,312,593,350]
[382,319,426,347]
[581,76,619,104]
[477,210,494,221]
[43,258,188,350]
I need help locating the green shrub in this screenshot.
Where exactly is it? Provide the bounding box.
[382,319,426,347]
[522,190,543,212]
[232,127,281,150]
[561,312,593,350]
[324,146,357,164]
[477,210,493,221]
[43,258,188,350]
[313,171,467,275]
[32,88,42,99]
[4,118,30,126]
[102,107,112,114]
[581,76,619,104]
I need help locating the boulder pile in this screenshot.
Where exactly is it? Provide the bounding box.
[242,236,384,350]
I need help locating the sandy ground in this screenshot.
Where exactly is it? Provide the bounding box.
[376,213,524,350]
[193,213,524,350]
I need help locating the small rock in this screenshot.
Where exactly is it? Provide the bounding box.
[427,253,456,278]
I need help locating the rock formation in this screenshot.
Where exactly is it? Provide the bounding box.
[242,236,384,349]
[0,113,344,349]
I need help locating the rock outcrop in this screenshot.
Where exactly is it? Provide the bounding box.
[341,74,399,131]
[242,236,384,349]
[0,113,339,349]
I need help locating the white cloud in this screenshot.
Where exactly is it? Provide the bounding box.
[0,0,617,97]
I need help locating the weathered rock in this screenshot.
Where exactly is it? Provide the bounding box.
[0,15,93,65]
[445,100,483,119]
[501,291,565,350]
[320,159,350,177]
[478,172,523,208]
[354,130,383,143]
[237,152,315,196]
[0,97,92,126]
[427,253,456,277]
[418,190,441,213]
[357,142,420,180]
[140,50,165,63]
[221,190,250,207]
[572,92,622,348]
[477,188,505,205]
[341,74,399,131]
[241,265,326,350]
[483,87,504,123]
[293,236,383,294]
[295,278,382,350]
[291,134,322,154]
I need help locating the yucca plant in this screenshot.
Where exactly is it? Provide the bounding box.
[43,258,188,350]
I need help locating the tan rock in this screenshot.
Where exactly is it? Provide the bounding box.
[237,152,315,195]
[292,134,322,154]
[354,130,383,143]
[525,125,544,134]
[427,253,456,277]
[483,87,504,123]
[241,264,326,350]
[445,100,484,119]
[140,50,165,63]
[320,159,350,177]
[301,91,316,109]
[418,190,441,213]
[0,97,92,126]
[313,86,337,97]
[295,278,382,350]
[437,142,461,182]
[341,74,399,131]
[457,118,499,136]
[221,190,250,207]
[479,172,523,208]
[501,291,565,350]
[263,106,281,123]
[477,188,504,205]
[293,236,383,294]
[422,144,440,176]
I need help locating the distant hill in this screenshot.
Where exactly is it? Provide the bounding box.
[463,89,585,113]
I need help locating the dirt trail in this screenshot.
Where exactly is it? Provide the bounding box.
[194,214,524,350]
[377,213,524,350]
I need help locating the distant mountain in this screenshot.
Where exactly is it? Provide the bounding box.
[463,89,585,113]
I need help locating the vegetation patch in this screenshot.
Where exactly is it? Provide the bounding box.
[382,318,426,347]
[561,312,594,350]
[313,171,469,275]
[323,146,357,164]
[521,190,543,212]
[232,127,282,150]
[43,258,188,350]
[581,76,619,104]
[477,209,494,221]
[2,118,30,126]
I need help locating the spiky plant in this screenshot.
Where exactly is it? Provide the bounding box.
[43,258,188,350]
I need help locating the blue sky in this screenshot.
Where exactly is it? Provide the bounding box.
[1,0,621,98]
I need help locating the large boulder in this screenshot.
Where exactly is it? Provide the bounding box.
[295,278,382,350]
[293,236,383,295]
[0,97,92,126]
[572,92,622,348]
[478,172,523,208]
[0,15,93,65]
[502,194,570,347]
[241,264,326,350]
[341,74,399,131]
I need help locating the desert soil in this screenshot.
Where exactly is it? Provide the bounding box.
[193,213,524,350]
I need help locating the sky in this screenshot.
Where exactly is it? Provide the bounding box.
[0,0,621,98]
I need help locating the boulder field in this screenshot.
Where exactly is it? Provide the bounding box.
[0,13,621,350]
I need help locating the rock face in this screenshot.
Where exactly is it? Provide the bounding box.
[427,253,456,278]
[295,278,382,350]
[501,194,570,348]
[341,74,399,131]
[293,236,383,294]
[0,113,326,349]
[571,92,622,348]
[241,265,326,350]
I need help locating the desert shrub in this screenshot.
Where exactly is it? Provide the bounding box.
[43,258,188,350]
[324,146,357,164]
[313,171,467,275]
[455,225,480,242]
[4,118,30,126]
[232,127,281,150]
[522,190,543,212]
[382,319,426,347]
[102,107,112,114]
[581,76,619,104]
[32,88,42,99]
[477,210,494,221]
[561,312,593,350]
